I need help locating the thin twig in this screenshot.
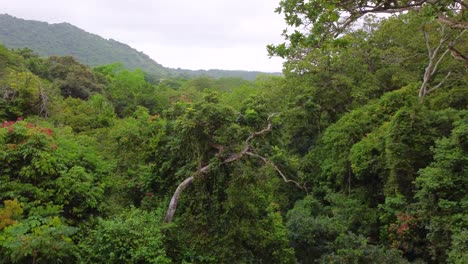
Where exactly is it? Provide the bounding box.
[427,71,452,94]
[245,151,307,192]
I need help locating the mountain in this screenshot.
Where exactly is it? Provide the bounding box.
[0,14,169,76]
[0,14,280,80]
[169,68,278,81]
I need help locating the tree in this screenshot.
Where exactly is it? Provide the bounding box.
[13,48,51,79]
[95,64,161,116]
[418,21,466,102]
[269,1,467,102]
[415,116,468,262]
[268,0,466,57]
[51,94,115,132]
[0,203,79,264]
[48,56,104,99]
[140,94,300,262]
[0,120,107,221]
[321,233,409,264]
[286,194,381,263]
[0,70,49,119]
[82,208,170,264]
[163,110,304,223]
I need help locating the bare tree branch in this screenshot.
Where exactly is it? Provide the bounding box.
[245,151,307,192]
[448,45,468,65]
[424,30,433,58]
[427,71,452,94]
[37,81,49,118]
[224,113,277,163]
[431,48,450,76]
[438,15,468,30]
[419,28,465,102]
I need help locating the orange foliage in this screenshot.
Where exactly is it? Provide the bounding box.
[0,199,23,230]
[1,119,54,137]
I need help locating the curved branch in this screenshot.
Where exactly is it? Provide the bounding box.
[427,71,452,94]
[448,46,468,65]
[243,113,277,147]
[245,151,307,192]
[438,15,468,30]
[163,175,195,223]
[225,113,278,163]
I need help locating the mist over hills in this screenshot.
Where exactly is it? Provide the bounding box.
[0,14,279,80]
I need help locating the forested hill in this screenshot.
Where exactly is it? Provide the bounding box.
[0,14,168,76]
[169,68,281,80]
[0,14,278,80]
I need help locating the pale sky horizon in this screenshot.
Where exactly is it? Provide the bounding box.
[0,0,287,72]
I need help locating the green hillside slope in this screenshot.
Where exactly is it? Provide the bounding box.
[0,14,168,76]
[0,14,280,80]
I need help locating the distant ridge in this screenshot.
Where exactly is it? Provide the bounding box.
[0,14,280,80]
[0,14,168,76]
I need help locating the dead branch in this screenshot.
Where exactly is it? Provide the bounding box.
[419,28,465,102]
[224,113,277,163]
[427,71,452,94]
[37,81,49,118]
[438,15,468,30]
[2,88,16,101]
[448,45,468,66]
[245,151,307,192]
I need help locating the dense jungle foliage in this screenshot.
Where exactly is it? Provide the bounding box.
[0,1,467,263]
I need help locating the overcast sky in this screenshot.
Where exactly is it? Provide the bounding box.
[1,0,287,72]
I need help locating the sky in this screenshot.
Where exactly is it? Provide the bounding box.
[0,0,287,72]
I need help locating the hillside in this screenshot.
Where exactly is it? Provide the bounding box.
[0,14,169,76]
[0,14,279,80]
[169,68,281,80]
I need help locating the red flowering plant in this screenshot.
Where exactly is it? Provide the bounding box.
[1,118,106,221]
[389,213,416,237]
[0,118,58,202]
[387,212,427,257]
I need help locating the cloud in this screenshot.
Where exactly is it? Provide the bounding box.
[0,0,286,71]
